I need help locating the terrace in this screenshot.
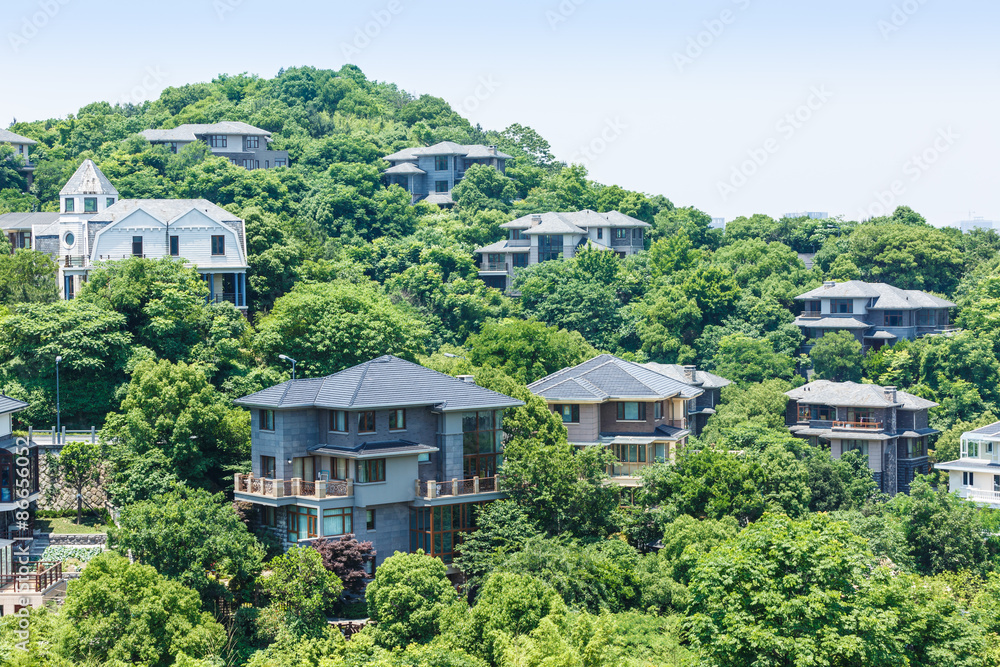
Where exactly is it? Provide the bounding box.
[234,473,353,500]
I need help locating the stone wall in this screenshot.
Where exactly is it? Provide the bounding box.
[37,447,110,512]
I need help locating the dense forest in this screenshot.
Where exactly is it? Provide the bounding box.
[4,66,1000,665]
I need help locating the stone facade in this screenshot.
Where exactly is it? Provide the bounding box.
[37,448,109,513]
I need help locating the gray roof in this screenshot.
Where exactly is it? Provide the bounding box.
[786,381,938,410]
[384,141,513,161]
[641,363,731,389]
[795,281,955,309]
[309,439,438,460]
[525,215,587,236]
[0,129,37,145]
[793,316,872,330]
[867,331,898,340]
[235,355,523,412]
[0,394,29,414]
[60,160,119,197]
[934,458,1000,473]
[91,199,243,226]
[502,210,651,232]
[0,211,59,230]
[422,193,455,206]
[966,421,1000,438]
[383,163,425,175]
[475,240,530,254]
[141,122,272,143]
[529,354,702,402]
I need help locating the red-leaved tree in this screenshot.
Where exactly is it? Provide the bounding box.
[312,536,376,594]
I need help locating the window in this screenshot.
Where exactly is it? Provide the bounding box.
[358,459,386,483]
[435,180,449,193]
[418,452,431,463]
[64,198,74,212]
[358,411,376,433]
[613,442,647,464]
[323,508,353,537]
[106,197,115,207]
[617,402,646,421]
[886,311,905,327]
[261,506,276,527]
[843,440,869,457]
[83,198,97,213]
[259,409,275,431]
[463,410,503,478]
[554,404,580,423]
[435,156,449,171]
[899,438,926,459]
[245,136,260,149]
[512,253,529,268]
[831,299,854,314]
[804,300,821,314]
[366,509,376,531]
[615,228,629,239]
[64,232,75,248]
[846,408,875,424]
[538,235,563,262]
[208,135,228,148]
[994,474,1000,493]
[917,310,934,326]
[798,405,811,422]
[410,503,481,564]
[511,229,527,241]
[633,228,642,239]
[389,409,406,431]
[275,158,286,167]
[242,159,260,170]
[260,455,276,478]
[327,457,348,480]
[597,228,603,239]
[963,471,975,487]
[169,142,179,154]
[654,402,662,420]
[288,506,317,541]
[167,236,178,256]
[65,275,75,300]
[132,236,143,257]
[329,410,347,433]
[211,235,225,255]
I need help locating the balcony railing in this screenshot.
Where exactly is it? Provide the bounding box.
[209,293,239,305]
[63,255,88,268]
[415,476,497,500]
[0,561,63,592]
[609,461,654,477]
[961,488,1000,506]
[234,474,352,499]
[480,262,508,273]
[27,426,98,446]
[832,421,883,431]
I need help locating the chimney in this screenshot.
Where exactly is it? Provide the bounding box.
[531,214,542,226]
[823,281,836,288]
[884,386,897,403]
[457,375,476,385]
[683,365,697,382]
[488,145,498,156]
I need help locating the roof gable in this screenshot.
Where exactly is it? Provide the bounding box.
[60,160,119,197]
[529,354,702,401]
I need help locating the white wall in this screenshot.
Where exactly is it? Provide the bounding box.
[0,413,10,437]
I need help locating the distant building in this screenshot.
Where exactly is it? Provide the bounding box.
[935,422,1000,507]
[784,211,829,220]
[641,363,731,437]
[0,128,37,188]
[0,160,249,308]
[382,142,512,206]
[958,217,998,233]
[794,280,954,351]
[474,210,650,291]
[785,381,938,496]
[710,217,726,229]
[140,122,288,170]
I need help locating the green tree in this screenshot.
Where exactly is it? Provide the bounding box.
[47,440,102,525]
[810,330,863,382]
[711,334,795,384]
[466,318,597,384]
[466,572,565,665]
[846,223,963,294]
[257,546,344,639]
[651,206,719,249]
[452,163,517,212]
[452,500,541,592]
[0,237,58,305]
[242,206,302,312]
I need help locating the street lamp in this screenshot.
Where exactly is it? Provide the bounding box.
[55,356,62,444]
[278,354,298,380]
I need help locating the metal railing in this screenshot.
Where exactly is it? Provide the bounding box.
[832,421,883,431]
[209,293,239,305]
[609,461,653,477]
[415,476,497,499]
[480,262,508,272]
[26,427,98,446]
[234,474,352,499]
[0,561,62,592]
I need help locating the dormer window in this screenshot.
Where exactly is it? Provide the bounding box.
[84,197,97,213]
[64,198,74,213]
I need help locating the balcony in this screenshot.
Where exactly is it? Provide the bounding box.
[0,561,63,593]
[209,293,238,305]
[960,488,1000,507]
[415,476,497,500]
[832,421,883,431]
[63,255,88,268]
[234,473,352,500]
[479,262,508,273]
[609,461,654,478]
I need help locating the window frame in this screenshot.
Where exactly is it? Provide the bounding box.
[435,156,449,171]
[329,410,348,433]
[435,180,449,193]
[132,236,143,257]
[209,135,228,148]
[323,508,353,537]
[260,455,276,478]
[462,410,503,479]
[64,198,74,213]
[211,235,225,256]
[366,509,376,531]
[169,235,179,256]
[259,409,275,431]
[554,404,580,424]
[83,197,97,213]
[357,458,386,483]
[245,136,260,150]
[358,411,376,434]
[654,402,663,420]
[389,409,406,431]
[886,310,905,327]
[831,299,854,314]
[288,506,317,541]
[616,402,646,421]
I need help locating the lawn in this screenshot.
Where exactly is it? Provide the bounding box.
[35,515,111,535]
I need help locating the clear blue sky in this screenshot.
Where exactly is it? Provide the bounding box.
[3,0,997,225]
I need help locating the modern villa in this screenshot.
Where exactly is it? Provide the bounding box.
[641,364,730,437]
[233,356,522,570]
[475,210,650,291]
[0,160,250,308]
[0,128,37,188]
[935,422,1000,507]
[140,122,289,170]
[529,355,702,487]
[382,141,512,206]
[785,381,938,496]
[794,280,955,350]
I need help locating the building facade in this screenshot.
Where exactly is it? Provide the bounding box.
[141,122,289,170]
[528,355,701,487]
[785,381,938,496]
[382,142,512,206]
[641,363,730,437]
[935,422,1000,507]
[475,210,650,291]
[794,280,954,351]
[0,128,37,188]
[0,160,249,308]
[233,356,522,570]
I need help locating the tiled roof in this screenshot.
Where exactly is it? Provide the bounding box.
[236,355,523,412]
[141,122,272,142]
[529,354,702,402]
[795,281,955,309]
[60,160,119,197]
[786,380,938,410]
[90,199,243,225]
[0,212,59,230]
[523,214,587,235]
[422,193,455,205]
[793,317,872,329]
[966,421,1000,437]
[0,129,37,145]
[641,363,731,389]
[501,210,651,231]
[0,394,29,414]
[474,240,530,253]
[383,163,426,175]
[383,142,513,161]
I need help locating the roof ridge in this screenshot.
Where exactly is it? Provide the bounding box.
[348,359,377,407]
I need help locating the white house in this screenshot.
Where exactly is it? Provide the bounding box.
[936,422,1000,507]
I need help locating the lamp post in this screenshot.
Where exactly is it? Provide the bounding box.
[55,355,62,445]
[278,354,298,380]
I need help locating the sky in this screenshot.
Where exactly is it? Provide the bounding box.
[2,0,997,226]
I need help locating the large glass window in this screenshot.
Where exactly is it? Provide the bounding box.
[84,197,97,213]
[846,408,875,424]
[886,311,905,327]
[323,508,353,537]
[810,406,833,421]
[436,180,449,193]
[409,503,481,564]
[357,459,385,483]
[843,440,869,456]
[512,253,529,268]
[463,410,503,478]
[292,456,315,481]
[358,411,376,433]
[616,402,646,421]
[329,410,347,433]
[613,443,647,463]
[245,136,260,149]
[554,404,579,423]
[260,455,275,478]
[435,156,449,171]
[209,135,228,148]
[831,299,853,314]
[288,506,317,541]
[538,235,564,262]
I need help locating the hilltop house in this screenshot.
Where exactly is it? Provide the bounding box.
[794,280,955,350]
[0,160,249,307]
[140,122,289,170]
[529,355,702,487]
[785,381,938,496]
[382,142,512,206]
[233,356,522,570]
[641,364,730,437]
[0,128,37,188]
[475,210,650,291]
[935,422,1000,507]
